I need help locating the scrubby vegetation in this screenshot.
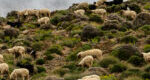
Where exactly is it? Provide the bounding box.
[0,0,150,80]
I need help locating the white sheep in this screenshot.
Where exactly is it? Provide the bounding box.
[92,9,107,18]
[38,17,50,24]
[0,63,9,77]
[74,9,85,16]
[39,8,51,18]
[0,54,4,63]
[96,0,106,7]
[10,68,29,80]
[77,49,103,60]
[7,46,26,58]
[121,10,137,20]
[78,56,94,67]
[142,52,150,62]
[77,2,89,9]
[78,75,100,80]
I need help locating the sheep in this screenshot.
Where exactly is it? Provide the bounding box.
[0,54,4,63]
[77,49,103,60]
[78,75,100,80]
[74,9,85,16]
[39,8,51,18]
[0,63,9,77]
[142,52,150,62]
[7,46,26,58]
[95,0,106,7]
[77,2,89,9]
[38,17,50,24]
[78,55,94,67]
[10,68,29,80]
[121,10,137,20]
[92,9,107,18]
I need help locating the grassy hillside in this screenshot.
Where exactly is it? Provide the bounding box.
[0,0,150,80]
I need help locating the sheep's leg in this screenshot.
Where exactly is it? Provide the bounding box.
[27,75,29,80]
[22,76,25,80]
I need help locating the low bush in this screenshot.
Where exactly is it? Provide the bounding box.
[89,14,103,23]
[45,45,62,55]
[142,72,150,79]
[36,59,45,65]
[99,56,119,68]
[120,36,138,44]
[110,63,127,73]
[111,44,142,60]
[128,55,145,66]
[37,66,46,73]
[143,45,150,53]
[16,58,34,74]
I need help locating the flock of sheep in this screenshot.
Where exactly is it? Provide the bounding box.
[0,0,149,80]
[74,0,138,21]
[0,46,29,80]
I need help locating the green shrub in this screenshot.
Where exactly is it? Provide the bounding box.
[32,42,43,51]
[36,59,45,65]
[50,14,63,25]
[142,72,150,79]
[64,74,81,80]
[110,63,127,73]
[111,45,141,60]
[140,25,150,35]
[99,56,119,68]
[124,76,142,80]
[144,3,150,10]
[45,45,62,55]
[89,14,103,23]
[128,3,141,13]
[54,68,69,77]
[23,23,37,29]
[101,75,117,80]
[37,66,46,73]
[120,69,142,79]
[17,58,34,74]
[128,56,145,66]
[66,51,79,61]
[144,65,150,72]
[45,54,54,60]
[81,44,92,51]
[62,38,80,48]
[35,30,52,41]
[106,5,122,13]
[143,45,150,53]
[63,62,85,73]
[120,36,138,44]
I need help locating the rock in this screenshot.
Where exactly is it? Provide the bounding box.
[133,12,150,28]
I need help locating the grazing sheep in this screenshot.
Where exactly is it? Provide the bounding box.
[38,17,50,24]
[78,56,94,67]
[96,0,106,7]
[78,75,100,80]
[74,9,85,16]
[7,46,26,58]
[142,52,150,62]
[39,8,51,18]
[121,10,137,20]
[92,9,107,18]
[0,63,9,77]
[77,49,103,60]
[77,2,89,9]
[10,68,29,80]
[0,54,4,63]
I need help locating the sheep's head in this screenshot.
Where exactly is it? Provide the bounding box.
[10,73,15,80]
[77,52,83,58]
